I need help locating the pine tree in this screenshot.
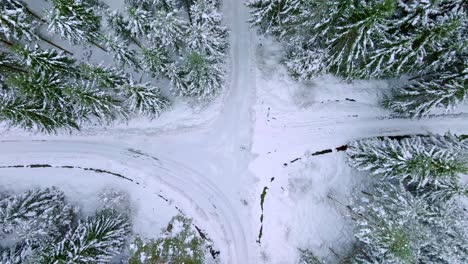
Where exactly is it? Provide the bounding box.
[128,215,205,264]
[79,63,130,89]
[323,0,395,78]
[285,44,326,81]
[347,134,468,192]
[187,0,228,59]
[0,0,36,41]
[0,51,23,76]
[46,0,101,44]
[140,46,170,77]
[169,52,223,100]
[122,82,170,118]
[246,0,301,37]
[101,34,140,69]
[362,0,466,79]
[385,70,467,117]
[247,0,468,115]
[0,93,78,132]
[0,242,30,264]
[0,188,75,255]
[62,81,123,124]
[297,249,323,264]
[11,44,76,76]
[351,182,468,263]
[125,6,151,38]
[148,10,187,49]
[40,209,130,264]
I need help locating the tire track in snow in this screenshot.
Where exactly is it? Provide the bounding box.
[0,140,245,263]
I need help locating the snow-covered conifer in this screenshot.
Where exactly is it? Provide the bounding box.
[122,82,170,118]
[46,0,101,44]
[125,6,151,38]
[0,93,77,132]
[246,0,301,36]
[0,0,36,41]
[140,46,170,76]
[0,242,30,264]
[12,45,76,76]
[63,82,122,123]
[385,71,467,117]
[79,63,130,89]
[297,249,322,264]
[102,34,140,68]
[187,0,228,59]
[148,10,187,49]
[352,182,467,263]
[128,215,205,264]
[347,134,468,191]
[169,52,223,100]
[40,209,130,264]
[0,51,22,75]
[0,188,74,252]
[285,45,326,81]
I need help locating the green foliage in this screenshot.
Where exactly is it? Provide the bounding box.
[12,45,76,75]
[123,82,170,118]
[47,0,101,43]
[351,182,468,264]
[129,215,206,264]
[247,0,468,116]
[0,94,78,132]
[40,209,130,264]
[0,0,36,40]
[385,70,467,117]
[347,134,468,196]
[169,51,223,100]
[298,249,322,264]
[1,0,229,132]
[140,47,170,76]
[0,188,75,262]
[246,0,301,36]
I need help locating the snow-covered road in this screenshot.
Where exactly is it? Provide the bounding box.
[1,1,468,263]
[0,1,256,263]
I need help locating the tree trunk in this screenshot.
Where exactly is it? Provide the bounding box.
[37,35,74,55]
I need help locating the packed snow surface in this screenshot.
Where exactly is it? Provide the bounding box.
[1,0,468,263]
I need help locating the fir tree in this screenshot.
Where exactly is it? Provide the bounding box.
[297,249,323,264]
[247,0,468,116]
[285,44,326,81]
[122,82,170,118]
[0,0,36,41]
[246,0,301,37]
[148,10,187,49]
[385,70,467,117]
[0,188,75,255]
[352,182,468,263]
[79,63,130,89]
[0,93,78,132]
[125,6,151,38]
[46,0,101,44]
[0,242,30,264]
[0,51,23,76]
[102,34,140,69]
[40,209,130,264]
[347,134,468,193]
[128,215,205,264]
[187,0,228,59]
[140,46,170,77]
[62,82,123,124]
[11,44,76,76]
[169,52,223,100]
[362,0,466,79]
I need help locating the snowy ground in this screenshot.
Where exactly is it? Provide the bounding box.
[1,1,468,264]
